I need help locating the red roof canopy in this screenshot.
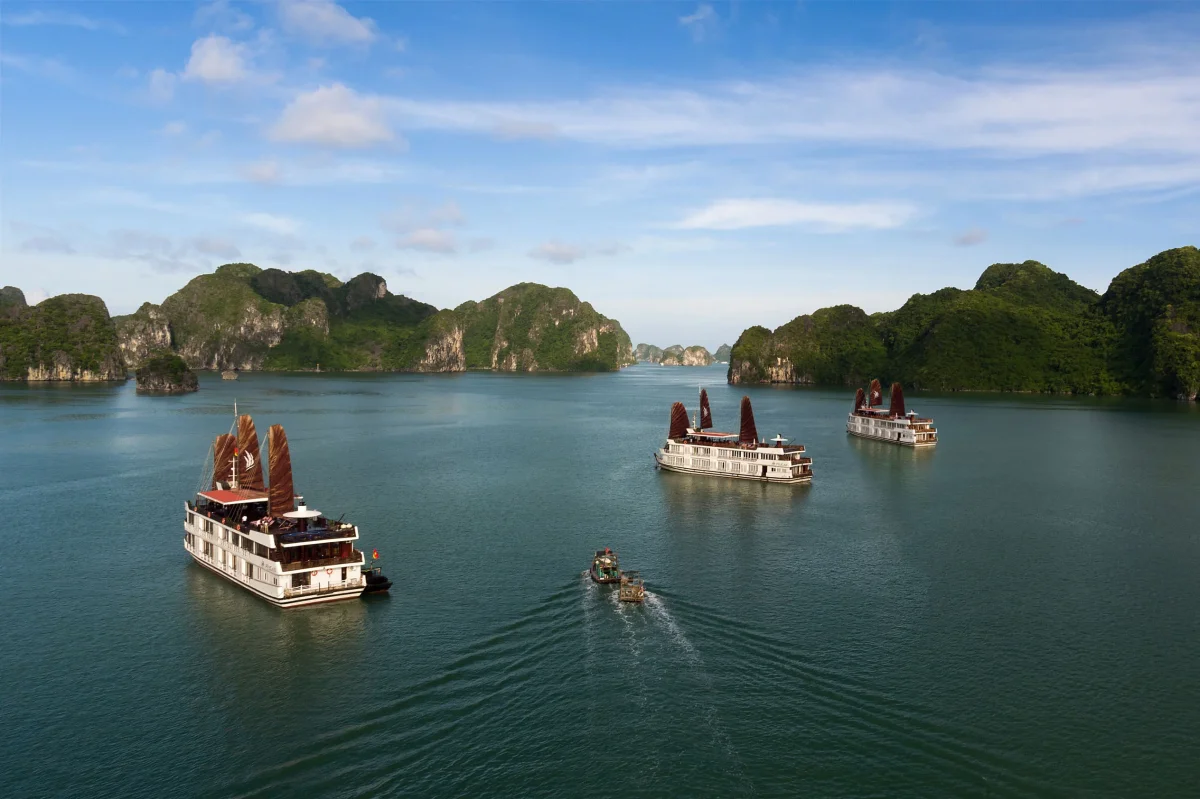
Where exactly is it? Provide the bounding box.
[198,489,269,505]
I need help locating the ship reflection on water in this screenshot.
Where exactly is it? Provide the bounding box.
[656,468,810,526]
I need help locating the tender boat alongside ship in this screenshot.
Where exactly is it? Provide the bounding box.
[183,409,388,607]
[846,379,938,447]
[653,389,813,483]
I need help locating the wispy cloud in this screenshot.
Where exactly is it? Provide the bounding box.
[243,212,299,235]
[396,228,456,253]
[277,0,377,46]
[381,60,1200,158]
[678,4,718,43]
[1,10,127,34]
[953,227,988,246]
[194,0,254,34]
[527,240,628,264]
[0,53,75,82]
[529,241,584,265]
[675,199,918,231]
[240,159,283,184]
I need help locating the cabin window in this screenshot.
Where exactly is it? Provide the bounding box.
[341,567,347,582]
[256,543,268,558]
[246,563,254,580]
[188,512,195,526]
[292,572,309,588]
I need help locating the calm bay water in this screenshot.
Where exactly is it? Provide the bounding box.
[2,366,1198,798]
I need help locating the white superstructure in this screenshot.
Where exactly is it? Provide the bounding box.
[183,410,366,607]
[184,493,366,607]
[653,390,813,483]
[846,380,937,447]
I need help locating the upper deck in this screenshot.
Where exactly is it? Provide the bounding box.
[674,428,808,454]
[192,490,356,542]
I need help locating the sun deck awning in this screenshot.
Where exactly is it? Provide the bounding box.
[198,489,269,505]
[688,429,738,439]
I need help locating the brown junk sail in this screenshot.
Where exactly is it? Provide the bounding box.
[739,396,758,445]
[868,378,883,407]
[854,387,866,411]
[889,382,906,417]
[668,402,690,439]
[212,433,236,489]
[236,414,266,491]
[699,389,713,430]
[266,424,295,517]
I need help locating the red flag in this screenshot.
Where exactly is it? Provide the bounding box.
[372,549,379,560]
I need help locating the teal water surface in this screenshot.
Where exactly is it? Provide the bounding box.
[2,366,1198,798]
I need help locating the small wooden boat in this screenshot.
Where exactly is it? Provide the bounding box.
[618,570,645,603]
[590,548,620,584]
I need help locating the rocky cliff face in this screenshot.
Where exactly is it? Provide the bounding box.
[114,303,172,368]
[0,291,127,381]
[634,343,664,363]
[99,265,635,374]
[659,344,715,366]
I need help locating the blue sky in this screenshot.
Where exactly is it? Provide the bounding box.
[1,1,1197,348]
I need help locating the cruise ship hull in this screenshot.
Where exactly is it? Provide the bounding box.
[188,550,365,607]
[654,451,813,483]
[846,428,937,448]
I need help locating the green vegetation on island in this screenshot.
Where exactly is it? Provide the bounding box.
[635,343,716,366]
[135,351,198,393]
[634,343,664,363]
[114,265,635,373]
[0,288,127,381]
[729,246,1199,399]
[714,343,732,362]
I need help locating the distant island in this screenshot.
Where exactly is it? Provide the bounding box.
[714,344,732,363]
[135,352,198,394]
[634,343,723,366]
[110,264,635,375]
[0,287,126,381]
[728,246,1199,400]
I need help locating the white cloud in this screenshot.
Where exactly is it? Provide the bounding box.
[381,201,465,232]
[240,160,282,183]
[269,84,395,147]
[194,1,254,34]
[160,121,188,136]
[19,235,76,254]
[381,60,1200,157]
[278,0,377,46]
[243,212,299,235]
[954,227,989,246]
[396,228,456,253]
[679,4,717,42]
[182,35,250,83]
[2,10,127,34]
[148,68,177,102]
[675,199,918,231]
[0,53,75,82]
[529,241,585,265]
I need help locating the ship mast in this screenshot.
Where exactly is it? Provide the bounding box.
[230,400,239,489]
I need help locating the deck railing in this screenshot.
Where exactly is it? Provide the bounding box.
[283,578,364,598]
[280,553,364,572]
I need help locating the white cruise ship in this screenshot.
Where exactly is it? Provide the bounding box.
[183,411,368,607]
[654,389,813,483]
[846,379,937,447]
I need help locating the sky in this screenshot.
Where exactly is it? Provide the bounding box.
[1,0,1197,348]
